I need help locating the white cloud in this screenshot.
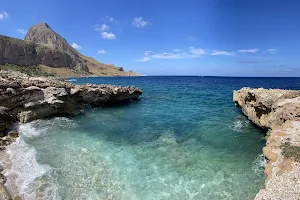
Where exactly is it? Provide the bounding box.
[103,15,114,22]
[137,52,188,62]
[132,17,150,28]
[101,32,116,40]
[267,49,278,54]
[137,48,206,62]
[98,50,106,54]
[95,24,109,32]
[71,43,82,50]
[0,11,8,20]
[95,23,116,40]
[237,48,259,53]
[188,36,196,41]
[189,47,206,55]
[172,49,183,52]
[210,50,235,56]
[17,29,27,35]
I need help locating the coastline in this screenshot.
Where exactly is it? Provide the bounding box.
[0,70,142,199]
[234,87,300,199]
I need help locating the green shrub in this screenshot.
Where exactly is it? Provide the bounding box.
[0,64,52,77]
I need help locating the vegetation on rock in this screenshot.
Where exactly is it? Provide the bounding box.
[282,142,300,162]
[0,64,52,77]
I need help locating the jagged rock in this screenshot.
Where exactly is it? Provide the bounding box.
[0,106,15,136]
[234,88,300,129]
[234,87,300,200]
[0,70,142,123]
[0,173,6,184]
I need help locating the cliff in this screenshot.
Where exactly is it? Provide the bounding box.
[0,22,140,77]
[234,88,300,200]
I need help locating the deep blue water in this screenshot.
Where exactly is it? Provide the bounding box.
[7,76,300,200]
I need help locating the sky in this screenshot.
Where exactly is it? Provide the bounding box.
[1,0,300,76]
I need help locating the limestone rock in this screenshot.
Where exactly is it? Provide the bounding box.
[234,88,300,200]
[233,88,300,129]
[0,70,142,123]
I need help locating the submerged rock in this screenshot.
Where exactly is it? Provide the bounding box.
[234,87,300,200]
[7,131,19,138]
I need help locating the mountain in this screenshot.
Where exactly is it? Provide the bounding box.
[0,22,140,77]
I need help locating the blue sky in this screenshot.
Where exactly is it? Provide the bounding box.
[1,0,300,76]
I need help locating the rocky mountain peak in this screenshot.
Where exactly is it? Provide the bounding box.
[1,22,140,76]
[25,22,75,55]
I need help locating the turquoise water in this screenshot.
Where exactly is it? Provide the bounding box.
[6,76,288,200]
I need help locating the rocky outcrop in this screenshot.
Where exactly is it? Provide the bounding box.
[0,22,140,77]
[0,70,142,199]
[0,70,142,125]
[234,88,300,200]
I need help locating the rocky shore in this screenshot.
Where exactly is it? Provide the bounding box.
[0,70,142,199]
[234,88,300,200]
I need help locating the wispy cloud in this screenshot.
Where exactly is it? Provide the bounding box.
[97,50,106,54]
[237,48,259,53]
[101,32,116,40]
[137,51,188,62]
[267,49,278,54]
[239,59,269,64]
[0,11,8,20]
[71,43,82,50]
[189,47,206,55]
[274,64,288,68]
[95,24,109,32]
[210,50,235,56]
[103,15,114,22]
[137,48,206,62]
[188,36,196,41]
[17,29,27,35]
[132,17,150,28]
[172,49,183,52]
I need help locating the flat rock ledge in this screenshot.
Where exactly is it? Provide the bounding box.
[0,70,142,199]
[234,87,300,200]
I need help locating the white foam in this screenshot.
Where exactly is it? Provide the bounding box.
[6,124,60,200]
[252,153,266,176]
[65,79,77,82]
[19,123,43,138]
[231,117,250,132]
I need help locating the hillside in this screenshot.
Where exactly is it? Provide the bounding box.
[0,22,140,77]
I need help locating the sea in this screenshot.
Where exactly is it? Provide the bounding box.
[4,76,300,200]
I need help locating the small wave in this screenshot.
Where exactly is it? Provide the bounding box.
[19,123,43,138]
[252,154,266,176]
[5,126,60,199]
[19,117,77,139]
[65,79,77,82]
[231,116,250,132]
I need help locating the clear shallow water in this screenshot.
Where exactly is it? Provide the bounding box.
[7,76,300,200]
